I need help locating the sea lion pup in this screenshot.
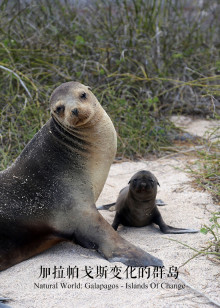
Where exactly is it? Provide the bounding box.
[0,82,163,271]
[99,170,198,233]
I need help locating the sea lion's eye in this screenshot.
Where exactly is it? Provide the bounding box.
[56,105,65,113]
[133,179,137,184]
[80,92,87,99]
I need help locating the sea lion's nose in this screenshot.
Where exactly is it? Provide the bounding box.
[140,182,147,188]
[72,108,78,116]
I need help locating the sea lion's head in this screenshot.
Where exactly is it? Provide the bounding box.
[128,170,160,201]
[50,81,100,128]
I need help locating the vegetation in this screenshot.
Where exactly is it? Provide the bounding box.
[187,129,220,257]
[200,211,220,260]
[0,0,219,167]
[186,135,220,203]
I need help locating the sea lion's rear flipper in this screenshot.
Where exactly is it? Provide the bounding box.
[0,297,12,308]
[97,203,116,211]
[0,222,63,271]
[156,199,166,206]
[153,209,198,234]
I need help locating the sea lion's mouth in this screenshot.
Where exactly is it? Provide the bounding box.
[51,114,79,135]
[136,188,150,193]
[134,182,152,194]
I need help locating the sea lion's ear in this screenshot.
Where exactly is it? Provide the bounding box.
[157,181,160,187]
[87,86,92,91]
[128,180,131,184]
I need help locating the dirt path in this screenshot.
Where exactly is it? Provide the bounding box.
[0,118,219,308]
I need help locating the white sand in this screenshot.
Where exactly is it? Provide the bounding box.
[0,157,219,308]
[0,118,219,308]
[170,115,219,141]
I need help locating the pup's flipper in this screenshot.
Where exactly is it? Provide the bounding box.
[153,208,198,234]
[97,203,116,210]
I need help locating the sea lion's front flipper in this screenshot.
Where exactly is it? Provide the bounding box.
[111,212,121,230]
[153,209,198,234]
[71,206,163,267]
[159,225,199,234]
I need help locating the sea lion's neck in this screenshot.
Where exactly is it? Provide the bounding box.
[129,190,156,206]
[50,111,117,202]
[50,116,91,156]
[82,110,117,201]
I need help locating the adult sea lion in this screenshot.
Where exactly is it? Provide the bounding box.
[0,82,163,271]
[99,170,198,233]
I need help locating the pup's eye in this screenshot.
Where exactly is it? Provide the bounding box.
[56,105,65,113]
[80,92,87,99]
[133,179,137,184]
